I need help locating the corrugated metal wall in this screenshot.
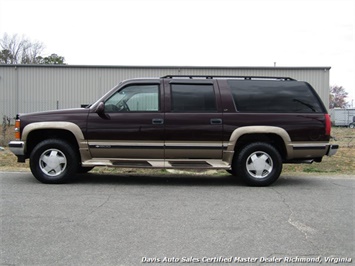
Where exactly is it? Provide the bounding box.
[0,65,330,119]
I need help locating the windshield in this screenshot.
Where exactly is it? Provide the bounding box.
[88,82,122,109]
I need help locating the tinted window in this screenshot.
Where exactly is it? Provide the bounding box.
[171,84,216,112]
[228,80,324,113]
[105,84,159,112]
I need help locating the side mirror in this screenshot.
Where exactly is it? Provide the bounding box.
[96,102,105,115]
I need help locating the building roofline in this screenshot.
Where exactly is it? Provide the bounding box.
[0,64,332,70]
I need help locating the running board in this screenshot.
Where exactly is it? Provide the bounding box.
[167,160,230,169]
[169,161,211,168]
[112,160,152,167]
[82,159,230,169]
[285,159,314,164]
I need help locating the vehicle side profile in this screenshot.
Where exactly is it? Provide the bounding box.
[9,75,338,186]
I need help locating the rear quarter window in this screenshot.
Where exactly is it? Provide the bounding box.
[228,80,324,113]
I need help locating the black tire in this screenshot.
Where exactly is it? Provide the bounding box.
[226,169,234,175]
[77,166,94,174]
[233,142,282,186]
[29,139,78,184]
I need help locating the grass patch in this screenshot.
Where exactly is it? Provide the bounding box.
[284,127,354,175]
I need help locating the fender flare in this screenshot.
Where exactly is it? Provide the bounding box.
[22,122,90,161]
[224,126,293,163]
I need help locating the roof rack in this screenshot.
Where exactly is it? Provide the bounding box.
[161,75,296,81]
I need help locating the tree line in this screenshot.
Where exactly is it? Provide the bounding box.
[0,33,65,65]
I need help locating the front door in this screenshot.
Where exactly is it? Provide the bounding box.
[86,83,164,159]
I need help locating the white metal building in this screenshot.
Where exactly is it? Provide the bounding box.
[0,65,331,119]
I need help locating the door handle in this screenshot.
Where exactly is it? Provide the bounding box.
[210,118,222,125]
[152,118,164,125]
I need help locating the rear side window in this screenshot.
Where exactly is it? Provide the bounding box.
[171,84,216,112]
[228,80,324,113]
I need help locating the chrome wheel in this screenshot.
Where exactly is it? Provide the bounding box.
[246,151,273,179]
[39,149,67,176]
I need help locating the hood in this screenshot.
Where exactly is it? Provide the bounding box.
[19,108,90,125]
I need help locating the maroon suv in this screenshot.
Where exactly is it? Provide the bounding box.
[9,75,338,186]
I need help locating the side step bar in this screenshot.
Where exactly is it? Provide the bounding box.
[82,159,231,169]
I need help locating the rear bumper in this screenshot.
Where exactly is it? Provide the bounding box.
[326,144,339,157]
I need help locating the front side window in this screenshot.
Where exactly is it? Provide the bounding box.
[105,84,159,112]
[171,84,216,112]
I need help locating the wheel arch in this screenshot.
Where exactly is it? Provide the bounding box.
[23,122,90,162]
[224,126,293,163]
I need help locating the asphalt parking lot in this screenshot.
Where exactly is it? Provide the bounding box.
[0,172,354,265]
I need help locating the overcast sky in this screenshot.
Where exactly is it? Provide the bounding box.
[1,0,354,105]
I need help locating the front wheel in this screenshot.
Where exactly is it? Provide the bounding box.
[30,139,78,184]
[233,142,282,186]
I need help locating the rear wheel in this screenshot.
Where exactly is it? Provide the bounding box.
[233,142,282,186]
[30,139,78,184]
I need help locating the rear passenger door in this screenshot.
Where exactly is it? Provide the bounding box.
[163,79,223,159]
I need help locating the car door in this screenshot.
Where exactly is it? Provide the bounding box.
[163,79,223,159]
[86,81,165,159]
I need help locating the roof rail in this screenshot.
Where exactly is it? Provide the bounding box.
[161,75,296,81]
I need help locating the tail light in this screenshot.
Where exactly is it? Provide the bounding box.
[325,114,331,136]
[14,119,21,140]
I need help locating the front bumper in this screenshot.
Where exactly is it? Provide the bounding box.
[8,141,26,162]
[326,144,339,157]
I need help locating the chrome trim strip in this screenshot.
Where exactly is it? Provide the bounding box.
[89,141,226,150]
[165,146,224,150]
[293,146,327,150]
[165,142,223,147]
[89,145,163,149]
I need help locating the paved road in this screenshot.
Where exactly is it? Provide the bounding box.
[0,172,354,266]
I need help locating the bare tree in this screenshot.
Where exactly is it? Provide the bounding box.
[0,33,65,64]
[329,85,348,108]
[0,33,44,64]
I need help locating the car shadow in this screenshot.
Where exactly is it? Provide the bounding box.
[69,171,314,187]
[72,172,242,186]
